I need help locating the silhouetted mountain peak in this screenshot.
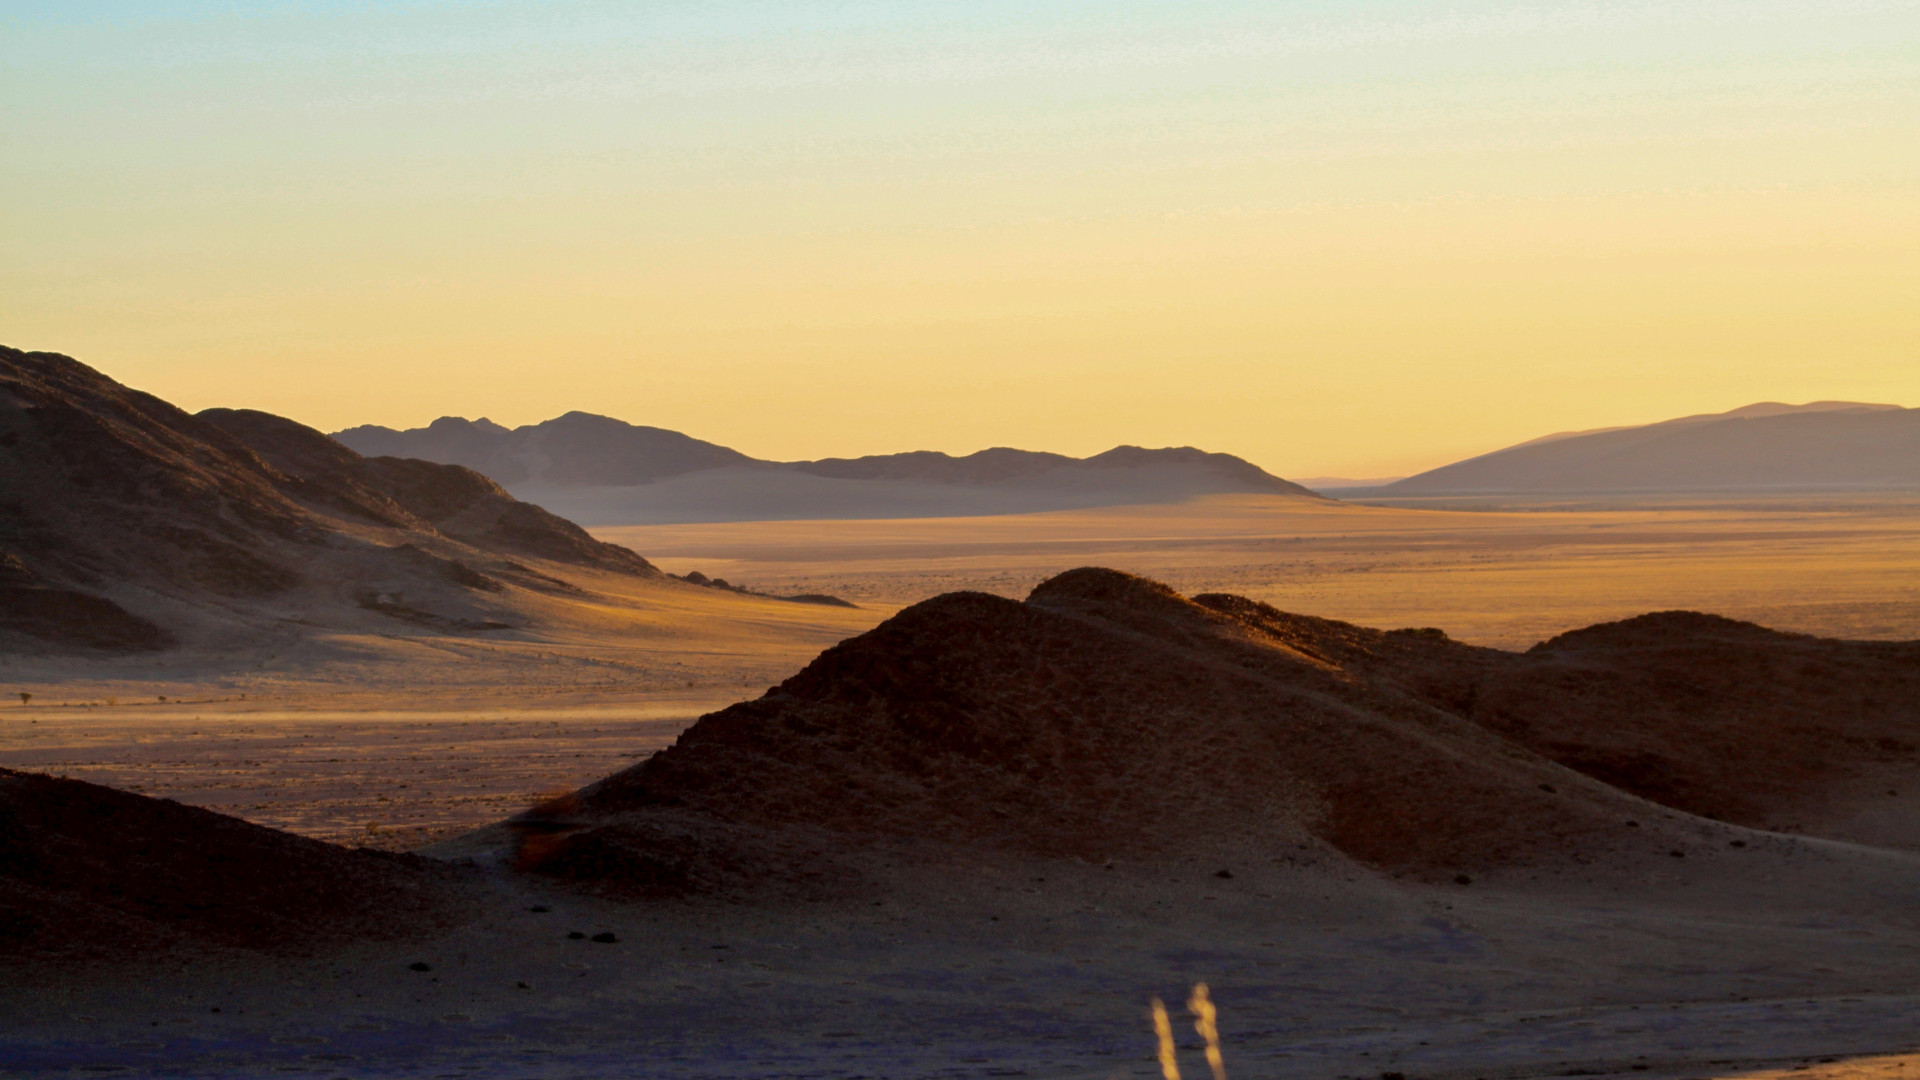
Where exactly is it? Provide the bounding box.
[426,415,502,435]
[335,412,753,486]
[793,447,1075,484]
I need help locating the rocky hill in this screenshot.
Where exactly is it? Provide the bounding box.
[501,569,1920,896]
[197,408,655,574]
[0,346,658,653]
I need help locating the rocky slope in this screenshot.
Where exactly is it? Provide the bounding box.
[504,569,1920,896]
[0,346,657,653]
[0,768,468,961]
[197,408,655,575]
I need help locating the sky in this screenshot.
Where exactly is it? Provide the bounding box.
[3,1,1916,478]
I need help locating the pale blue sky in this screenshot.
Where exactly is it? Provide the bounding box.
[4,0,1916,473]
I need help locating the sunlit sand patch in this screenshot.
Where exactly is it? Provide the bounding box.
[598,492,1920,648]
[1719,1053,1920,1080]
[0,706,711,846]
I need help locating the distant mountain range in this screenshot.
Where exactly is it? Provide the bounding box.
[332,414,1320,525]
[1368,401,1920,496]
[334,413,755,486]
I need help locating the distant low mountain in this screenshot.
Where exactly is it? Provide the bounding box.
[332,415,1319,524]
[792,447,1077,485]
[0,346,660,653]
[1375,401,1919,496]
[334,412,754,486]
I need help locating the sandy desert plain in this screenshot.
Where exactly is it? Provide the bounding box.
[13,492,1920,849]
[6,489,1920,1078]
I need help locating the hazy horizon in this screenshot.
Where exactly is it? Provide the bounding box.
[5,0,1916,477]
[324,395,1913,480]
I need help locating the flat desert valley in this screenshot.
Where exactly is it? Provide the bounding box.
[613,491,1920,645]
[7,490,1920,1079]
[12,493,1920,850]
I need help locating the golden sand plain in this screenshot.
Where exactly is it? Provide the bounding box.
[0,570,872,848]
[601,491,1920,649]
[5,491,1916,850]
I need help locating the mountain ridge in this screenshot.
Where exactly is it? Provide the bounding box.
[332,415,1316,496]
[331,414,1320,523]
[1374,401,1919,495]
[334,412,755,487]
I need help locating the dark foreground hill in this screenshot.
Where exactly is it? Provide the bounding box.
[0,768,467,961]
[334,414,1319,524]
[1376,401,1920,495]
[1208,599,1920,838]
[504,569,1920,896]
[0,346,659,653]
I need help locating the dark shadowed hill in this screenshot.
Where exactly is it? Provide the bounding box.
[1480,613,1920,834]
[1374,401,1919,495]
[0,346,658,653]
[332,415,1320,524]
[1174,595,1920,843]
[505,571,1707,894]
[502,569,1920,896]
[0,768,468,961]
[197,408,655,575]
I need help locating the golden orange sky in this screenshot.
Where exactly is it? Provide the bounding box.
[4,1,1916,477]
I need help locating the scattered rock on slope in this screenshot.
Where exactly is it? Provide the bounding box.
[672,570,857,607]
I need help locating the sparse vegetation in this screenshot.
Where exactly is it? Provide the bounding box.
[1189,983,1226,1080]
[1150,984,1227,1080]
[1151,997,1179,1080]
